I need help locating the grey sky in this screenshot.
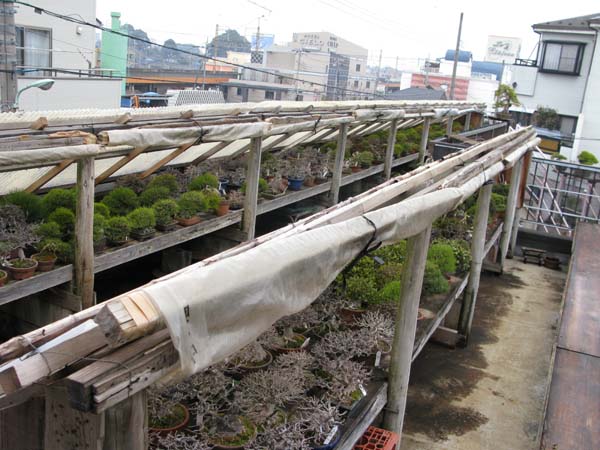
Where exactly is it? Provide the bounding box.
[97,0,599,68]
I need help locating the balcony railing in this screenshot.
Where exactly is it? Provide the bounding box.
[16,66,121,78]
[514,58,537,67]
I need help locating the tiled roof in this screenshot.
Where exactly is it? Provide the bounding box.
[533,13,600,32]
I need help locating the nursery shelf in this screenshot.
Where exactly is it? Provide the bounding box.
[0,156,419,306]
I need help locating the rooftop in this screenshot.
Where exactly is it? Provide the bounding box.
[533,13,600,32]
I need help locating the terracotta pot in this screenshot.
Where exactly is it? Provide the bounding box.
[234,350,273,372]
[208,419,256,449]
[216,201,230,217]
[7,258,38,280]
[351,166,362,173]
[131,229,156,241]
[270,334,308,353]
[156,221,177,232]
[32,253,57,272]
[339,306,366,323]
[304,176,316,187]
[149,403,190,435]
[176,215,201,227]
[0,270,7,287]
[107,237,128,247]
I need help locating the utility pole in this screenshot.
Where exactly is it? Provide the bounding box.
[213,24,219,75]
[201,37,208,90]
[294,49,302,100]
[254,16,261,53]
[395,56,399,74]
[449,12,463,100]
[0,1,17,112]
[374,49,382,99]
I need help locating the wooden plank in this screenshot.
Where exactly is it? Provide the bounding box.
[95,146,147,185]
[241,137,262,240]
[189,141,232,166]
[74,157,95,309]
[383,119,398,180]
[329,123,349,204]
[558,223,600,358]
[25,159,75,193]
[0,265,73,307]
[541,348,600,450]
[139,142,195,179]
[418,116,431,165]
[103,390,147,450]
[0,396,45,450]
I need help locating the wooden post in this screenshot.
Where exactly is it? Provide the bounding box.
[458,183,493,342]
[383,225,432,441]
[103,391,147,450]
[418,117,431,165]
[446,115,454,136]
[241,137,262,240]
[383,119,398,180]
[498,158,523,268]
[509,208,522,257]
[464,112,472,131]
[329,122,348,204]
[74,157,95,310]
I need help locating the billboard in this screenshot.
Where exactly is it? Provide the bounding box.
[250,34,274,51]
[485,36,522,63]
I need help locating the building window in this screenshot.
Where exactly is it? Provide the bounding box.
[236,87,243,96]
[16,26,51,69]
[355,63,361,72]
[265,90,275,100]
[559,115,577,136]
[366,81,371,89]
[540,41,585,75]
[353,80,359,88]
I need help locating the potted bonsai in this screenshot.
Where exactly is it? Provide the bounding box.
[189,172,220,191]
[105,216,131,247]
[0,269,7,287]
[202,188,223,217]
[227,190,244,211]
[205,414,256,449]
[262,177,288,200]
[0,205,39,280]
[287,166,306,191]
[153,199,179,232]
[148,389,190,434]
[127,207,157,241]
[4,257,38,280]
[260,327,308,353]
[228,341,273,373]
[93,213,107,252]
[176,191,207,226]
[32,241,58,272]
[216,198,230,217]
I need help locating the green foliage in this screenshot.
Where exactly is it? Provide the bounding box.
[492,184,510,197]
[433,238,471,274]
[433,213,469,240]
[177,191,207,219]
[534,106,560,130]
[126,207,156,232]
[578,151,599,166]
[3,191,43,222]
[105,216,130,243]
[37,238,73,263]
[94,202,111,218]
[377,262,403,286]
[353,151,374,167]
[345,275,379,304]
[35,222,62,241]
[551,152,567,161]
[491,193,507,213]
[379,280,402,303]
[147,173,179,193]
[427,243,457,274]
[41,188,76,217]
[152,199,179,227]
[139,186,171,207]
[241,178,268,194]
[494,84,520,115]
[101,187,139,216]
[202,189,222,213]
[93,214,107,245]
[189,172,219,191]
[47,207,75,238]
[423,261,449,295]
[372,241,407,265]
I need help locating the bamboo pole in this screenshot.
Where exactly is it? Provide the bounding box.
[464,112,472,131]
[329,123,349,204]
[498,158,524,268]
[241,137,263,240]
[383,119,398,180]
[418,117,431,165]
[74,157,95,310]
[383,225,432,440]
[458,183,493,341]
[446,115,454,136]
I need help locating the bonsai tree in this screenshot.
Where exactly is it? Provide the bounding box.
[201,189,222,213]
[47,207,75,239]
[93,213,107,248]
[578,150,599,166]
[189,173,219,191]
[422,261,449,295]
[115,174,147,194]
[101,187,140,216]
[177,191,207,219]
[241,178,268,194]
[494,84,520,118]
[0,204,38,261]
[35,221,62,242]
[41,188,76,217]
[152,199,179,228]
[147,173,180,194]
[2,191,43,222]
[126,207,156,235]
[94,202,111,218]
[533,106,560,130]
[105,216,131,244]
[427,243,457,275]
[551,152,567,161]
[139,186,171,207]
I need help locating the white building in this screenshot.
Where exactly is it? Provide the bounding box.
[509,13,600,160]
[7,0,121,110]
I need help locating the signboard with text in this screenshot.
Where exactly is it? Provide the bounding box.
[485,36,521,63]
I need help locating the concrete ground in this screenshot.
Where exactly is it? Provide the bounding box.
[401,258,566,450]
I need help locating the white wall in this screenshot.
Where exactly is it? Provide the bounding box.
[467,77,499,108]
[439,60,471,78]
[17,77,121,111]
[15,0,97,70]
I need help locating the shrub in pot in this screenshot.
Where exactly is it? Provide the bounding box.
[3,191,43,222]
[202,188,223,214]
[228,190,244,210]
[0,205,38,260]
[189,172,219,191]
[176,191,207,226]
[34,222,62,242]
[422,261,449,295]
[427,243,457,275]
[93,213,107,252]
[32,241,58,272]
[139,186,171,207]
[115,174,147,194]
[152,199,179,231]
[5,257,38,280]
[105,216,131,246]
[0,269,7,287]
[357,150,374,168]
[147,173,180,194]
[37,238,73,264]
[101,187,139,216]
[48,207,75,239]
[94,202,111,218]
[578,150,599,166]
[127,207,156,241]
[41,188,76,217]
[240,178,268,195]
[148,389,190,433]
[205,415,256,449]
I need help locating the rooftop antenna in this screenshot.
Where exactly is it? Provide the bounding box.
[247,0,272,53]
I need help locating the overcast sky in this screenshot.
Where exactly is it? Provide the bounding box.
[97,0,599,68]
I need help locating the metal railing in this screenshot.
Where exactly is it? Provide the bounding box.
[523,153,600,236]
[514,58,537,67]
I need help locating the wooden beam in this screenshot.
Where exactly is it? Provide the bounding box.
[383,119,398,180]
[329,123,349,204]
[464,111,472,131]
[418,117,431,165]
[189,140,231,166]
[509,208,522,257]
[139,142,195,179]
[241,137,262,240]
[383,225,432,441]
[458,183,493,341]
[103,391,147,450]
[95,146,147,185]
[499,159,524,268]
[25,159,75,193]
[74,157,95,309]
[446,115,454,135]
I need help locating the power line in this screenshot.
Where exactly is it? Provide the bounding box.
[6,0,380,98]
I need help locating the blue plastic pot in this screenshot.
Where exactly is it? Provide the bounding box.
[288,177,305,191]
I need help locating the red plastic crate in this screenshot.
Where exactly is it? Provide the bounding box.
[353,426,399,450]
